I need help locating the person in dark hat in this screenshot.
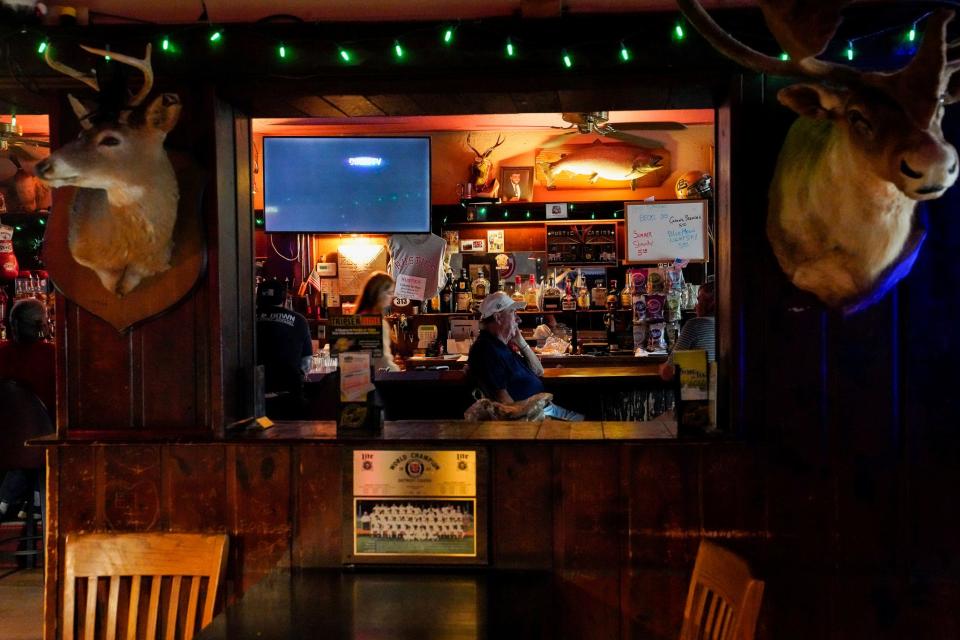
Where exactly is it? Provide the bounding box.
[256,279,312,418]
[0,298,54,519]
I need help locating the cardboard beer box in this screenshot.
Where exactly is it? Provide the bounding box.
[674,349,710,434]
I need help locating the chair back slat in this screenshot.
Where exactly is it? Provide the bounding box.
[105,576,120,640]
[679,540,765,640]
[146,577,161,639]
[126,575,142,640]
[184,577,201,640]
[63,533,228,640]
[165,575,183,640]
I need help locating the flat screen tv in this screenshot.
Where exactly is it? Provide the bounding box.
[263,136,431,233]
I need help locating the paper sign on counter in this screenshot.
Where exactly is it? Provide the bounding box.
[339,352,374,402]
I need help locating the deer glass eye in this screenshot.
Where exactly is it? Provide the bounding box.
[846,110,873,137]
[99,135,122,147]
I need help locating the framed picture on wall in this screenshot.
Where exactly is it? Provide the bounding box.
[498,166,534,202]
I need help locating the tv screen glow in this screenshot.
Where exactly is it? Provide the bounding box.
[263,137,431,233]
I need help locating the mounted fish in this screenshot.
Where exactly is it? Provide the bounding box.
[536,140,670,190]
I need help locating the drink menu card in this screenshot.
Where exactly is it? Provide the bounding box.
[339,352,374,402]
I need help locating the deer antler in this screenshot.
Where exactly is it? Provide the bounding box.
[80,43,154,107]
[483,134,505,157]
[678,1,957,128]
[43,45,99,92]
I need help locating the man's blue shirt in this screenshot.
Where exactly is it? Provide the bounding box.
[467,330,544,400]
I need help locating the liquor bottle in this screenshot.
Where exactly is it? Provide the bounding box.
[524,274,539,311]
[607,279,619,310]
[455,268,472,312]
[511,276,525,305]
[620,272,633,309]
[591,280,607,309]
[471,267,490,301]
[561,278,577,311]
[0,286,8,340]
[440,270,454,313]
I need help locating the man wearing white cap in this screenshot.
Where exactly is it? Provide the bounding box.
[468,291,584,420]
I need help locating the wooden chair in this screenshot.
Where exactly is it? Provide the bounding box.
[679,540,765,640]
[63,532,228,640]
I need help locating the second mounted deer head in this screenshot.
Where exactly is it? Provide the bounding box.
[678,1,960,312]
[466,133,505,193]
[35,43,182,296]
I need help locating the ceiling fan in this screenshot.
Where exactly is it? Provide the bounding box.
[0,121,50,162]
[542,111,685,149]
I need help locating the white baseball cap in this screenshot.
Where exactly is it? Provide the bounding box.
[478,291,525,320]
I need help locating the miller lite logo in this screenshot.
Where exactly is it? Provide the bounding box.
[404,460,425,477]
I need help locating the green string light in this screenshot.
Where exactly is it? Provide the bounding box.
[504,211,509,218]
[908,24,916,42]
[846,40,854,61]
[278,43,287,59]
[37,40,48,54]
[161,37,170,51]
[394,40,405,59]
[506,38,515,58]
[525,211,531,219]
[562,49,573,68]
[443,27,454,45]
[338,47,352,63]
[38,218,46,226]
[619,41,631,62]
[779,52,790,61]
[209,29,223,44]
[674,21,685,40]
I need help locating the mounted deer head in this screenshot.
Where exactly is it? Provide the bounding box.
[677,1,960,312]
[466,133,505,192]
[35,44,182,296]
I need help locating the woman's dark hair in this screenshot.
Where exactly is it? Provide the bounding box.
[355,271,395,315]
[9,299,48,344]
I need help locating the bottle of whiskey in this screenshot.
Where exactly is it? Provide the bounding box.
[620,272,633,309]
[512,276,526,306]
[440,269,454,313]
[455,268,472,312]
[471,267,490,301]
[524,274,539,311]
[561,278,577,311]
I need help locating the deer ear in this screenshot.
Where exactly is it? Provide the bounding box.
[778,83,846,119]
[144,93,182,133]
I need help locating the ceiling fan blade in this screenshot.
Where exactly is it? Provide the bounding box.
[603,129,663,148]
[541,131,578,149]
[612,121,688,131]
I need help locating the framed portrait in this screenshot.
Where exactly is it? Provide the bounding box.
[498,166,534,202]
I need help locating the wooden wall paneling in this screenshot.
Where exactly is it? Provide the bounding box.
[137,299,202,429]
[365,94,425,116]
[232,445,292,590]
[163,445,229,532]
[553,445,621,640]
[293,445,343,567]
[490,445,553,569]
[68,306,134,430]
[44,449,60,640]
[322,95,386,117]
[102,446,163,531]
[827,300,901,579]
[57,446,99,533]
[621,444,700,640]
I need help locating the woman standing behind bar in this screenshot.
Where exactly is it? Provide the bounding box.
[355,271,401,371]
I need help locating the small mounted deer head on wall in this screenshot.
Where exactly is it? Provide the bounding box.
[677,1,960,312]
[35,43,182,296]
[466,133,505,194]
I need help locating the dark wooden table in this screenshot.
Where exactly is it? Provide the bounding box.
[197,568,597,639]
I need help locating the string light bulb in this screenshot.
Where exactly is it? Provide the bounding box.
[209,29,223,44]
[908,23,916,42]
[562,49,573,68]
[37,40,48,54]
[443,26,455,46]
[619,41,631,62]
[846,40,855,61]
[779,52,790,61]
[505,38,515,58]
[161,36,170,52]
[394,40,405,59]
[673,21,686,41]
[338,47,352,63]
[278,43,287,59]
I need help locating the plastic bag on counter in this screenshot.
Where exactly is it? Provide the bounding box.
[464,392,554,421]
[540,334,571,355]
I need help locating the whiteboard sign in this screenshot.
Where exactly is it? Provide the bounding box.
[625,200,708,263]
